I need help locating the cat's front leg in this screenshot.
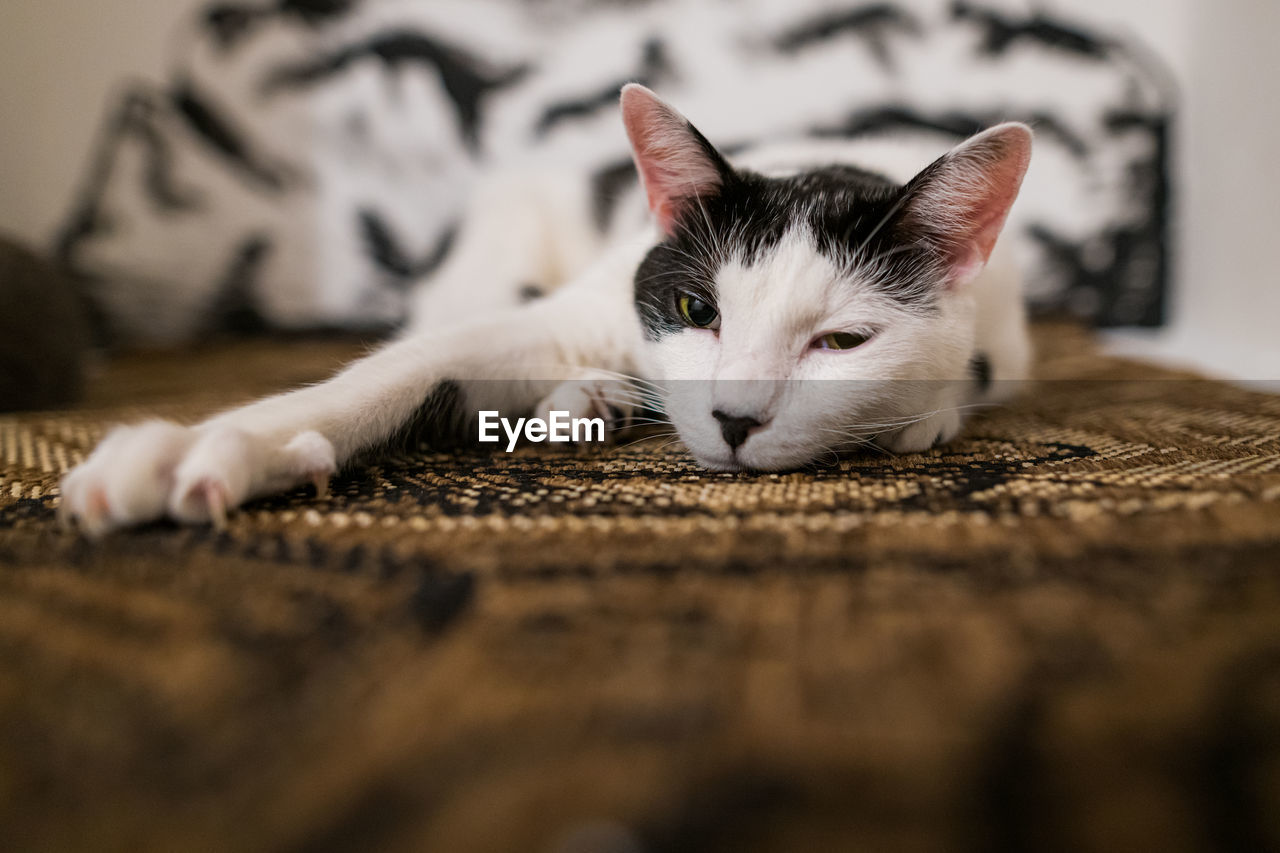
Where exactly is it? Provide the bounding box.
[59,256,644,534]
[56,333,430,536]
[58,334,475,535]
[60,326,463,534]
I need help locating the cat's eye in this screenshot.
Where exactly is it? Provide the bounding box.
[812,331,872,351]
[677,293,720,329]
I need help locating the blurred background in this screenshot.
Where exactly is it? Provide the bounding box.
[0,0,1277,404]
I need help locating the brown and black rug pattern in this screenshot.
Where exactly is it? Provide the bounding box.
[1,325,1279,852]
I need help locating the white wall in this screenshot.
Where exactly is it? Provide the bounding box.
[0,0,198,245]
[1104,0,1280,382]
[1056,0,1194,68]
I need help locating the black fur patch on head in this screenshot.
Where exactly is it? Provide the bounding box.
[633,160,945,340]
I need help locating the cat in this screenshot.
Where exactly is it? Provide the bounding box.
[58,85,1032,535]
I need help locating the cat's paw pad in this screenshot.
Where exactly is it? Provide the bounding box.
[58,420,196,536]
[532,379,635,443]
[879,409,964,455]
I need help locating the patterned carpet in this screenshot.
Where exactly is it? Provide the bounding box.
[1,324,1278,852]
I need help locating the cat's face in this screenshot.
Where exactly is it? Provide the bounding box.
[621,85,1031,470]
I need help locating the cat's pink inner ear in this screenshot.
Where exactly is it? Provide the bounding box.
[621,84,724,236]
[919,123,1033,288]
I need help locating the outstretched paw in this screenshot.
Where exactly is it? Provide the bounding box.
[59,422,337,535]
[58,421,196,537]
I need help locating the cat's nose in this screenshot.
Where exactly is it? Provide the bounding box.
[712,410,764,450]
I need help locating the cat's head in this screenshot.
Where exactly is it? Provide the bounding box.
[621,84,1031,471]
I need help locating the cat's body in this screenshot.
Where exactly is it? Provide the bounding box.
[59,87,1032,535]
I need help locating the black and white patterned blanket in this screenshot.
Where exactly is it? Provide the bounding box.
[58,0,1175,343]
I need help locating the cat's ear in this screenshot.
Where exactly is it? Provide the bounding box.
[621,84,734,237]
[899,123,1032,288]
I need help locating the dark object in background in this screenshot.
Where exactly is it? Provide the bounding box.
[0,236,90,412]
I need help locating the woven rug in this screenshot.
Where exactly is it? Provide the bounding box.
[1,324,1278,852]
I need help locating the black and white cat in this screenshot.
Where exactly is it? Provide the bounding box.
[59,86,1031,534]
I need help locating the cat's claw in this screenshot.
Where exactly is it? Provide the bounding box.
[74,486,116,539]
[195,480,230,531]
[56,420,196,537]
[312,472,331,500]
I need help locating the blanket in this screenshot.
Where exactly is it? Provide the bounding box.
[1,323,1277,851]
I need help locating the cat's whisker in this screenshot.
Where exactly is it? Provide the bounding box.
[628,431,682,446]
[507,363,668,400]
[816,400,994,435]
[530,362,668,396]
[627,429,681,441]
[814,433,892,460]
[639,431,689,452]
[592,395,668,418]
[580,379,667,400]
